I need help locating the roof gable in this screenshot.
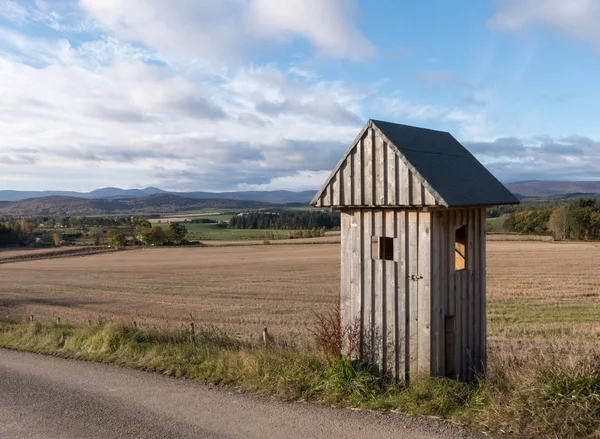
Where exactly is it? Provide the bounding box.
[312,120,519,208]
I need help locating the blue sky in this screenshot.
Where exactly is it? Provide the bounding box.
[1,0,600,192]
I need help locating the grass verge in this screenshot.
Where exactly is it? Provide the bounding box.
[0,321,599,438]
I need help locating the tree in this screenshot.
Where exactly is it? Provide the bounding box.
[132,218,151,244]
[107,230,127,247]
[90,229,104,245]
[548,205,569,240]
[167,223,187,245]
[19,218,32,235]
[53,232,62,247]
[141,226,167,245]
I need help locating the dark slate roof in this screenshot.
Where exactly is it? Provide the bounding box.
[372,119,519,207]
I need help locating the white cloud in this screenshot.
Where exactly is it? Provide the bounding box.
[78,0,374,61]
[490,0,600,47]
[0,19,363,192]
[239,170,332,191]
[0,1,28,22]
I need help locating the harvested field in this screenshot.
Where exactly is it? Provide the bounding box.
[0,247,84,260]
[0,246,119,264]
[1,241,599,352]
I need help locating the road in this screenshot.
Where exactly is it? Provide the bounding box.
[0,349,474,439]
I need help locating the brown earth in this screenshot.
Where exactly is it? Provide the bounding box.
[1,241,599,349]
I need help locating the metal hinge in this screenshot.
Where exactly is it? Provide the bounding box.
[408,274,423,281]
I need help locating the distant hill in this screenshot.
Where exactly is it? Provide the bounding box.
[0,194,275,217]
[505,181,600,198]
[0,187,316,204]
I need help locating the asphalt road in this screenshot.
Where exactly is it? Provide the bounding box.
[0,349,475,439]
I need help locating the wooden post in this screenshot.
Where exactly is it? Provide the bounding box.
[29,314,34,323]
[262,327,269,346]
[56,317,61,325]
[189,322,195,343]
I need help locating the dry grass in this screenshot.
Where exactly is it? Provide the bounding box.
[0,246,86,260]
[0,245,338,340]
[2,240,600,352]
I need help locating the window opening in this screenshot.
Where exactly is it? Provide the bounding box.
[371,236,394,261]
[455,225,467,271]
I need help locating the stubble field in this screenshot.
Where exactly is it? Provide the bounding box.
[1,241,600,353]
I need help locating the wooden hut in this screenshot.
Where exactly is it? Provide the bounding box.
[312,119,518,382]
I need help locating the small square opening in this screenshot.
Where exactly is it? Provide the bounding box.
[371,236,394,261]
[455,225,467,271]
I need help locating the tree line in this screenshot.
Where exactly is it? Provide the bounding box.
[230,210,340,230]
[504,198,600,240]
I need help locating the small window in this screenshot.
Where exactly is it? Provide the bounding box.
[371,236,394,261]
[455,225,467,271]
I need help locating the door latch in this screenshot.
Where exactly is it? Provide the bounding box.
[408,274,423,281]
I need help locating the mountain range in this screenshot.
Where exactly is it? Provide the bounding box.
[0,194,275,217]
[503,181,600,198]
[1,181,600,217]
[0,187,316,204]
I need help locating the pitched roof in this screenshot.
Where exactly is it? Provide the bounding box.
[312,119,519,208]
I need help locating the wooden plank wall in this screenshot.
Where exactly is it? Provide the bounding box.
[315,127,439,208]
[430,207,486,382]
[340,208,432,382]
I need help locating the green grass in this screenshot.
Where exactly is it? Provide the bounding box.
[1,320,599,437]
[154,223,304,241]
[486,217,505,226]
[154,214,235,223]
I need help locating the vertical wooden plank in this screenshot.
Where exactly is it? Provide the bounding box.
[363,130,373,206]
[375,137,385,205]
[473,208,482,377]
[480,208,488,377]
[397,210,407,382]
[354,141,363,205]
[371,129,377,205]
[374,210,384,370]
[407,210,419,378]
[437,210,448,377]
[349,151,355,206]
[447,210,456,316]
[459,209,468,381]
[455,268,463,380]
[339,159,346,206]
[424,189,437,206]
[387,145,397,205]
[357,210,365,357]
[412,175,422,206]
[467,208,476,381]
[362,210,373,362]
[350,210,362,333]
[408,171,414,205]
[340,211,352,343]
[430,212,441,376]
[418,211,431,375]
[453,209,463,379]
[444,210,458,379]
[398,160,409,205]
[385,210,396,376]
[335,162,343,206]
[322,181,331,206]
[329,180,335,207]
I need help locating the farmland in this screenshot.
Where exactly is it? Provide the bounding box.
[1,240,599,353]
[152,222,312,241]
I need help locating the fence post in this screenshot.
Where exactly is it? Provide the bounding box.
[189,322,195,343]
[262,327,269,346]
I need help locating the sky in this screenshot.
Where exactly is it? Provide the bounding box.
[1,0,600,192]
